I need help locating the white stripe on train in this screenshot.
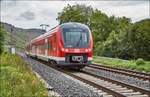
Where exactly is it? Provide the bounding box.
[29,53,92,61]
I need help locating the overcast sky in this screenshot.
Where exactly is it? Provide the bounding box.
[1,0,149,29]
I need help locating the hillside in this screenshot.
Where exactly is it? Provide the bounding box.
[1,22,44,51]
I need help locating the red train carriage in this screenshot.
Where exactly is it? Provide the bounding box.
[26,22,93,69]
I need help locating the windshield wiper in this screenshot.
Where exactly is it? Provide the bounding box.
[75,34,82,47]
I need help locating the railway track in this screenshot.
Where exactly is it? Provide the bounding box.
[89,64,150,81]
[57,68,150,97]
[30,57,150,97]
[82,70,150,96]
[69,71,150,97]
[85,64,150,91]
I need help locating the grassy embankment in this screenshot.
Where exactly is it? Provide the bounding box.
[0,53,48,97]
[93,56,150,72]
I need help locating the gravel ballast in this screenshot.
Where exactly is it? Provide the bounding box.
[24,57,102,97]
[83,67,150,90]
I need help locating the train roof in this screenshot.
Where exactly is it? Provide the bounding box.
[30,26,59,43]
[60,22,89,29]
[30,22,89,44]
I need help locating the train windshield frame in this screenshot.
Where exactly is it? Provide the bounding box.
[61,23,90,48]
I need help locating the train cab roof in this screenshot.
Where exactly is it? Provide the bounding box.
[60,22,89,29]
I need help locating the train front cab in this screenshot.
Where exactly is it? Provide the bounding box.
[56,22,93,68]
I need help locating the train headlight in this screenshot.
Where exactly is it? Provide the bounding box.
[61,48,64,51]
[85,49,88,52]
[65,49,68,52]
[88,49,91,51]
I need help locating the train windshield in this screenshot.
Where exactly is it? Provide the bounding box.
[62,28,90,48]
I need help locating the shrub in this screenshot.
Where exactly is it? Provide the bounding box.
[0,53,48,97]
[136,58,145,66]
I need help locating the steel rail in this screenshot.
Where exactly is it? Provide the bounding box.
[89,64,150,81]
[82,70,150,96]
[61,70,127,97]
[92,63,150,77]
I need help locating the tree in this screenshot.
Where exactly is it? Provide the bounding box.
[89,9,110,42]
[128,19,150,60]
[57,4,93,25]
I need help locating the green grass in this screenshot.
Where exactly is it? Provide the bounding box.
[93,56,150,72]
[0,53,48,97]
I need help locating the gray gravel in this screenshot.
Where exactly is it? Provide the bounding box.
[83,67,150,90]
[24,57,102,97]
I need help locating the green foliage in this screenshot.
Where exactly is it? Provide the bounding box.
[90,9,110,42]
[57,4,93,25]
[0,25,5,54]
[136,58,145,66]
[57,4,150,60]
[128,19,150,60]
[93,56,150,72]
[1,22,44,52]
[0,53,48,97]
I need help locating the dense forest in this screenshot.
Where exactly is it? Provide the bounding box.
[57,4,150,60]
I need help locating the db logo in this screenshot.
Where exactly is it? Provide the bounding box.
[74,49,80,52]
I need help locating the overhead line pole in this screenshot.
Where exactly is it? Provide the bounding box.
[40,24,49,33]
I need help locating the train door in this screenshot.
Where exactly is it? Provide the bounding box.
[31,45,36,56]
[47,34,56,57]
[51,36,54,56]
[48,36,52,56]
[50,34,57,56]
[45,38,48,56]
[37,44,39,55]
[35,45,37,56]
[53,34,57,56]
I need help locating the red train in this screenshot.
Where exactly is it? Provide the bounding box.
[25,22,93,69]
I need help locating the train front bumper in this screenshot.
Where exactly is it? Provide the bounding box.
[56,60,92,66]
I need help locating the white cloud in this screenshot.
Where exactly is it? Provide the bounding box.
[1,1,149,29]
